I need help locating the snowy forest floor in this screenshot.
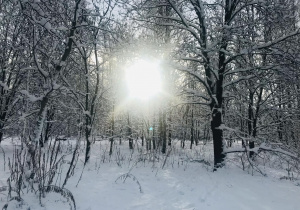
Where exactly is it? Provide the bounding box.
[1,137,300,210]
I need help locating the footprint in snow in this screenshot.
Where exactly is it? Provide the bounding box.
[179,191,185,195]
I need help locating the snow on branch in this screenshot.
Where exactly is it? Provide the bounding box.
[226,29,300,65]
[0,81,9,91]
[253,28,300,50]
[223,75,255,88]
[171,63,213,98]
[183,88,210,101]
[224,143,299,161]
[19,90,43,102]
[219,124,299,160]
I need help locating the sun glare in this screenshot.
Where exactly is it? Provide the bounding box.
[125,59,162,100]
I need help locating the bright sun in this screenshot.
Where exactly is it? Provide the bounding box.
[125,59,162,100]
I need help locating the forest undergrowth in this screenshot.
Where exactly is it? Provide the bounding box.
[0,137,299,209]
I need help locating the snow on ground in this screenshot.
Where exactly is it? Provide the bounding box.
[0,137,300,210]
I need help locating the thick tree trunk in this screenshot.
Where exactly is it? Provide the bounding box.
[248,86,263,158]
[182,116,188,149]
[146,137,151,150]
[84,52,91,164]
[248,91,254,157]
[109,104,115,156]
[161,110,167,154]
[109,138,113,155]
[0,131,3,144]
[168,114,172,146]
[195,120,199,146]
[190,109,194,149]
[211,19,228,168]
[152,126,156,150]
[181,139,185,148]
[0,110,7,144]
[127,114,133,150]
[85,127,91,164]
[211,60,226,168]
[40,109,54,147]
[0,89,16,144]
[211,107,225,168]
[129,137,133,150]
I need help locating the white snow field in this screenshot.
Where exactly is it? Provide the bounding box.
[0,137,300,210]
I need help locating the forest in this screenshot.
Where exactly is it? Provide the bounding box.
[1,0,300,209]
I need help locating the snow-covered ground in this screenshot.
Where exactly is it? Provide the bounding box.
[0,138,300,210]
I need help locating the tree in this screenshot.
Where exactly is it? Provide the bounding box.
[0,1,24,143]
[139,0,300,169]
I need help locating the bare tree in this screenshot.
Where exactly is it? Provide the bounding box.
[135,0,300,169]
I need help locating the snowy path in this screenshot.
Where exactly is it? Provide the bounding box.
[68,163,300,210]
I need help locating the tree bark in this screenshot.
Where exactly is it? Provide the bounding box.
[128,114,133,150]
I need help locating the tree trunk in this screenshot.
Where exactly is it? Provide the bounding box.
[248,91,254,158]
[161,110,167,154]
[168,114,172,146]
[190,108,194,149]
[152,126,156,150]
[109,104,115,156]
[127,114,133,150]
[84,52,91,164]
[0,131,3,144]
[211,107,225,168]
[146,137,151,150]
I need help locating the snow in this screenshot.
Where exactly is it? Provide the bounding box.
[0,81,9,91]
[56,26,68,31]
[70,164,300,210]
[19,90,43,102]
[1,138,300,210]
[52,82,60,90]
